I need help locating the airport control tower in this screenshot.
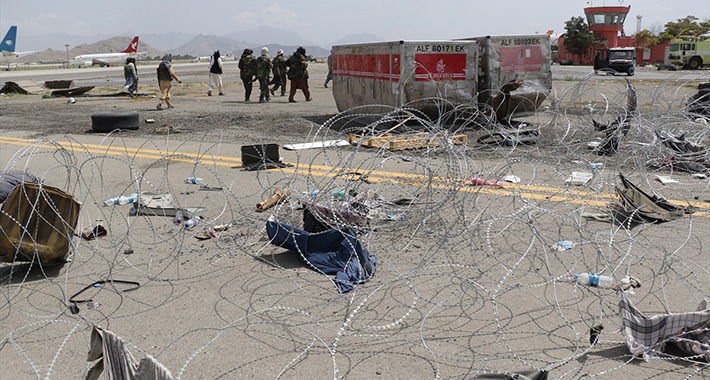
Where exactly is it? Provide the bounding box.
[584,4,631,47]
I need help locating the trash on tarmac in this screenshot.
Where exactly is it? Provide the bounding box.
[257,189,291,211]
[467,176,509,188]
[77,224,108,240]
[611,173,690,223]
[655,175,679,184]
[552,241,575,251]
[134,192,206,218]
[502,175,521,184]
[566,171,593,185]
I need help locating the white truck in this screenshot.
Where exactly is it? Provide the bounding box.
[331,35,552,121]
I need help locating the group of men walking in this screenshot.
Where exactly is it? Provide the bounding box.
[230,46,312,103]
[126,46,321,110]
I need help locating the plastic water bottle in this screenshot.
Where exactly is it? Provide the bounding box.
[173,212,183,224]
[184,216,199,229]
[185,177,204,184]
[332,190,346,200]
[575,273,614,288]
[102,193,138,206]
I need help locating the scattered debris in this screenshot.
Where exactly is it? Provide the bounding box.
[566,171,593,186]
[257,189,291,212]
[0,80,46,95]
[618,289,710,361]
[283,140,350,150]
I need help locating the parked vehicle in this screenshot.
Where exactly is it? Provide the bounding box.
[594,47,636,76]
[668,37,710,70]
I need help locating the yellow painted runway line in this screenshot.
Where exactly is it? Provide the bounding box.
[1,136,708,216]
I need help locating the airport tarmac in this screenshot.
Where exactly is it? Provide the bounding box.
[0,66,709,379]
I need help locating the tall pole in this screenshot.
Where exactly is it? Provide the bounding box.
[65,44,70,67]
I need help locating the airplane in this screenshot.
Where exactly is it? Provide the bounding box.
[70,36,142,67]
[0,26,38,65]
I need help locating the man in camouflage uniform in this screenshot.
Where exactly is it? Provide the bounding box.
[238,48,256,102]
[270,49,289,97]
[255,47,273,103]
[287,46,311,102]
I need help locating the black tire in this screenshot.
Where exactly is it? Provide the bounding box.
[688,57,702,70]
[91,111,139,132]
[626,66,635,76]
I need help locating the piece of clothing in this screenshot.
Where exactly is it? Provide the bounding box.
[266,220,376,293]
[287,52,308,80]
[289,77,310,101]
[157,80,173,108]
[238,49,256,78]
[85,326,173,380]
[618,289,710,360]
[0,170,39,203]
[208,72,223,94]
[209,55,222,75]
[611,173,688,224]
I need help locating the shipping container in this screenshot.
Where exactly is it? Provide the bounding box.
[331,40,479,116]
[465,35,552,118]
[331,35,551,121]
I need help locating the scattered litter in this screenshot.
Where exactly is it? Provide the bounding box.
[552,241,575,251]
[587,141,600,149]
[67,97,76,104]
[575,272,614,288]
[213,224,231,232]
[134,192,206,218]
[467,176,509,188]
[283,140,350,150]
[566,171,593,185]
[78,224,107,240]
[611,174,690,223]
[124,248,134,255]
[185,177,204,184]
[692,172,708,179]
[195,227,217,240]
[199,185,223,191]
[655,175,679,184]
[619,289,710,361]
[145,119,155,123]
[587,162,604,169]
[502,175,520,184]
[257,189,291,212]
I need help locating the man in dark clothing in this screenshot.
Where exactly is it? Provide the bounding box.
[270,49,289,97]
[238,48,256,102]
[287,46,311,102]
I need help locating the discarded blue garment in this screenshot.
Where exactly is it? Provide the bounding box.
[266,220,376,293]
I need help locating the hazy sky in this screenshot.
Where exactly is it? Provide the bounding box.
[1,0,708,47]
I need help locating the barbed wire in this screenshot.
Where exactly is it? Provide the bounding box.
[1,72,709,379]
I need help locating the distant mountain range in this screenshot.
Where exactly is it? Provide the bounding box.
[13,27,385,63]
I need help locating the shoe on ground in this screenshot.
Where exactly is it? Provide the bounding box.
[156,104,163,110]
[218,93,224,96]
[167,105,174,109]
[270,88,275,96]
[207,91,212,96]
[289,99,296,103]
[306,98,312,102]
[324,83,328,88]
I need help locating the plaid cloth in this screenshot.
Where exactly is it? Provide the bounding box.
[618,289,710,360]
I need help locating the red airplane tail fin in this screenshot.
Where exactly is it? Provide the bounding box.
[122,36,139,53]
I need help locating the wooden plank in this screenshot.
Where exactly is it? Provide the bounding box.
[348,132,467,151]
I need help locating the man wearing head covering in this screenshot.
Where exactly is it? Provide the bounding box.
[208,50,224,96]
[238,48,256,102]
[270,49,289,97]
[156,54,182,110]
[255,47,273,103]
[287,46,311,102]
